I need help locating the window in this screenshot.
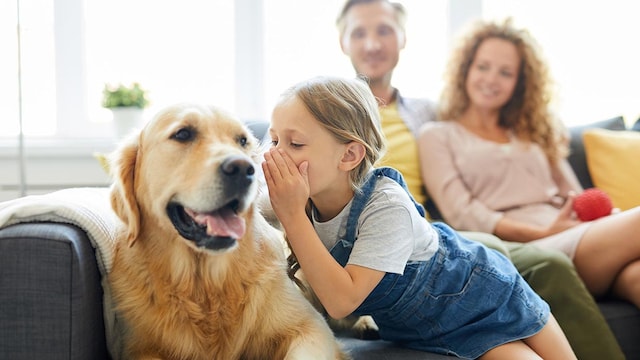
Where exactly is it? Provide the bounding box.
[482,0,640,126]
[2,0,450,139]
[0,1,19,136]
[1,0,56,137]
[4,0,236,139]
[3,0,638,140]
[84,0,236,131]
[262,0,449,111]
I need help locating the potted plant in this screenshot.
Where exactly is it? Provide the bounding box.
[102,82,149,138]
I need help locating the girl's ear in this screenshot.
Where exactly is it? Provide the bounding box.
[340,142,366,171]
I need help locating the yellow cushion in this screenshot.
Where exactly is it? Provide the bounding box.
[583,129,640,210]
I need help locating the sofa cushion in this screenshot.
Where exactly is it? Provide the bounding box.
[583,129,640,210]
[339,338,455,359]
[567,116,626,189]
[598,299,640,357]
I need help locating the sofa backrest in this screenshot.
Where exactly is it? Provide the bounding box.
[567,116,626,189]
[245,120,270,144]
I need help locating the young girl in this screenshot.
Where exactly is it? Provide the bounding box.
[262,75,576,359]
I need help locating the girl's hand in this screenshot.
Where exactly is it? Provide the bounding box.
[262,148,310,223]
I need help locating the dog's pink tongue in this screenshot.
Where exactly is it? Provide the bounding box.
[191,208,246,239]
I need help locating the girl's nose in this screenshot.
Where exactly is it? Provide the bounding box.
[271,145,286,158]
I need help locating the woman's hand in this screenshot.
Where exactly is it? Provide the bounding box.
[545,193,582,236]
[262,148,310,224]
[495,195,583,242]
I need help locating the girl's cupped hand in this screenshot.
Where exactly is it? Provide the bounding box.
[262,148,310,223]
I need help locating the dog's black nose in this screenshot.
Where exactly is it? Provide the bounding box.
[220,155,256,183]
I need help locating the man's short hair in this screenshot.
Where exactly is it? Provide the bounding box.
[336,0,407,36]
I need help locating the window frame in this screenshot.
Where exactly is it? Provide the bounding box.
[13,0,635,142]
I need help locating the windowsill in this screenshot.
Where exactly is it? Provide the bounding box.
[0,137,119,159]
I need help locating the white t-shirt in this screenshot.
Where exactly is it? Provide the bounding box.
[313,176,439,275]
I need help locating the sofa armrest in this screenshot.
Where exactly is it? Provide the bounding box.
[0,222,109,360]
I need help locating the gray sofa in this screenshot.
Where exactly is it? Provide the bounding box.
[1,118,639,360]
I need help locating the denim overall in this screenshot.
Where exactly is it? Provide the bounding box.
[328,167,549,358]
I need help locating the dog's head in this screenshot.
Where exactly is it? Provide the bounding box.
[109,103,262,252]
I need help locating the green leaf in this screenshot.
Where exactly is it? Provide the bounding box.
[102,82,149,108]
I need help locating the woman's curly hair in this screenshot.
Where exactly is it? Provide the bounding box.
[439,18,568,165]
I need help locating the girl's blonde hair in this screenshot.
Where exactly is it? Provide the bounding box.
[279,75,386,190]
[439,18,568,164]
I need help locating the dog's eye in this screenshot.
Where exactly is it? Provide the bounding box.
[171,127,195,142]
[237,135,249,148]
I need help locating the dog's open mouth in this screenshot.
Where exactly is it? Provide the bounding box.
[167,202,246,251]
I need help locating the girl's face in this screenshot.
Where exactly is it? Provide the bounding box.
[269,96,349,198]
[465,37,520,113]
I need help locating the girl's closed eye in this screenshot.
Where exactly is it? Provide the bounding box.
[269,137,304,149]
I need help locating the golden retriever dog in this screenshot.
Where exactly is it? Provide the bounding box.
[107,103,349,360]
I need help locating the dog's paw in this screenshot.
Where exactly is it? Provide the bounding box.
[350,315,380,340]
[327,315,379,340]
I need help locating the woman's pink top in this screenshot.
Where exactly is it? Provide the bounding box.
[419,121,582,234]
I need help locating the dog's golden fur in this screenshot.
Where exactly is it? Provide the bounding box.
[108,103,348,360]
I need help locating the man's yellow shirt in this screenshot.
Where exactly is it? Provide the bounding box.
[377,101,426,207]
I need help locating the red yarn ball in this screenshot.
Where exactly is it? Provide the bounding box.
[573,188,613,221]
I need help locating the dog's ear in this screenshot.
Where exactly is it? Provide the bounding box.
[109,134,142,247]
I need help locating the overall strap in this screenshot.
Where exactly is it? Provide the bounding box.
[343,170,379,244]
[344,167,426,244]
[376,167,426,218]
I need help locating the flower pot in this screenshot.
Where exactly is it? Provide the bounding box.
[111,107,144,139]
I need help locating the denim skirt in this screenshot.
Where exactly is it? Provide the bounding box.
[352,222,550,359]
